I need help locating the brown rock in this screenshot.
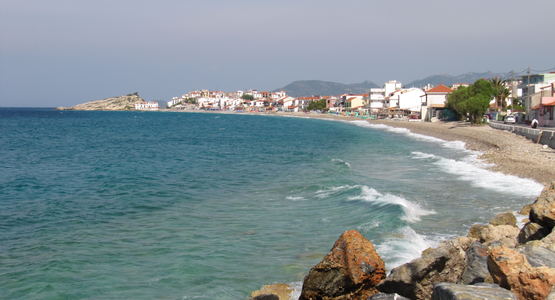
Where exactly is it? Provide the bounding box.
[487,243,555,300]
[468,224,486,240]
[530,181,555,230]
[377,238,469,300]
[518,222,551,244]
[250,284,293,300]
[479,224,519,248]
[489,212,517,227]
[299,230,386,300]
[519,204,533,216]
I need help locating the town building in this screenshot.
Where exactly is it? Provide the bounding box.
[421,84,452,121]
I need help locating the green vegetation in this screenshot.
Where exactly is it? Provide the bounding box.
[307,99,326,111]
[241,94,254,100]
[488,77,510,110]
[445,79,496,124]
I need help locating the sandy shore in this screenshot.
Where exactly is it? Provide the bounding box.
[288,112,555,186]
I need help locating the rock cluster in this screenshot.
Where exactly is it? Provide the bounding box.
[250,182,555,300]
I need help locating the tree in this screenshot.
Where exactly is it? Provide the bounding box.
[307,99,326,111]
[446,79,496,124]
[488,77,508,110]
[241,94,254,100]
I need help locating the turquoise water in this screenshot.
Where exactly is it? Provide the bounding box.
[0,109,544,299]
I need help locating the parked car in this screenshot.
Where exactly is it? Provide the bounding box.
[504,115,516,124]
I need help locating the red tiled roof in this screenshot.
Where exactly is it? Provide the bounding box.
[426,84,452,94]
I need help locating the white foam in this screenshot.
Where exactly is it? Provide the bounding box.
[410,151,544,197]
[286,196,305,201]
[315,185,358,199]
[331,158,351,168]
[375,226,446,271]
[349,186,436,223]
[288,281,303,300]
[350,120,470,152]
[357,220,381,233]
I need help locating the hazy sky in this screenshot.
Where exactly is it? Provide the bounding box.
[1,0,554,107]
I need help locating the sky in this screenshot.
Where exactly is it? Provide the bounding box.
[1,0,554,107]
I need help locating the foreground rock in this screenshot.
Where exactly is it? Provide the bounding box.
[518,222,551,244]
[489,212,517,227]
[460,242,489,285]
[377,237,474,300]
[487,243,555,300]
[530,182,555,230]
[249,283,293,300]
[474,224,519,248]
[299,230,386,300]
[56,94,146,111]
[432,282,517,300]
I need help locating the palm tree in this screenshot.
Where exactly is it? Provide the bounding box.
[488,77,507,111]
[499,88,511,110]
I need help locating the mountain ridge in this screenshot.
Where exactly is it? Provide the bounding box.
[273,71,507,97]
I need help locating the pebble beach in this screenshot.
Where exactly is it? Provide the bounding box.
[365,119,555,186]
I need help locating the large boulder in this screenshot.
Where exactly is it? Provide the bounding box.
[518,244,555,269]
[489,212,517,227]
[518,222,552,244]
[530,181,555,230]
[432,282,517,300]
[250,284,293,300]
[479,225,519,248]
[299,230,386,300]
[487,243,555,300]
[377,237,474,300]
[459,242,489,285]
[525,229,555,252]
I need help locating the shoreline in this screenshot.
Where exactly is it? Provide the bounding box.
[271,112,555,186]
[172,109,555,185]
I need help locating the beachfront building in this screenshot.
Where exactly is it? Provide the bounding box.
[343,95,365,111]
[520,72,555,124]
[369,80,403,112]
[387,88,425,115]
[529,83,555,127]
[421,84,452,121]
[135,101,159,110]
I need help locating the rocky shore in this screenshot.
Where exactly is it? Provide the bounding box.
[249,116,555,300]
[250,182,555,300]
[55,94,145,111]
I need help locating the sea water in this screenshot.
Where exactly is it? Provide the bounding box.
[0,109,544,299]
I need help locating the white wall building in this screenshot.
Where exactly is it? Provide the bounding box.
[135,101,159,110]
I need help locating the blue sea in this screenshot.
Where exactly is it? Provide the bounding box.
[0,108,545,299]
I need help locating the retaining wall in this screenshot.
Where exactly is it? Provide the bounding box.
[489,123,555,149]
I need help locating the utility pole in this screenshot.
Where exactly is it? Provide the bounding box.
[511,70,515,112]
[527,67,531,122]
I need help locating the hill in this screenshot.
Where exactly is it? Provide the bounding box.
[56,94,145,110]
[272,80,379,97]
[405,71,507,88]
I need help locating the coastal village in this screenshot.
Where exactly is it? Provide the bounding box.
[135,72,555,128]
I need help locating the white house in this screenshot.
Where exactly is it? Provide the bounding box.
[370,80,403,112]
[387,88,426,113]
[421,84,452,121]
[135,101,159,110]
